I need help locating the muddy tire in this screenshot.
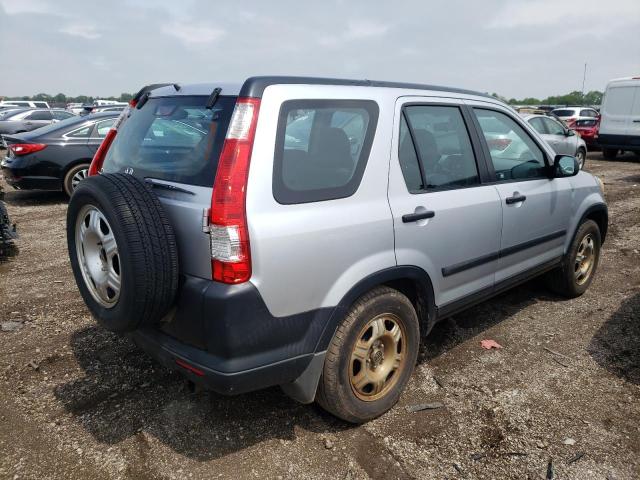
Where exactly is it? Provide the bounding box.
[316,287,420,423]
[546,220,601,298]
[67,173,179,332]
[63,163,90,197]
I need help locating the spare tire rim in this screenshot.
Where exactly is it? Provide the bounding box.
[349,313,406,402]
[75,205,121,308]
[574,233,595,285]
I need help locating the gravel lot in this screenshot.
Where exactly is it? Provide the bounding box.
[0,151,638,480]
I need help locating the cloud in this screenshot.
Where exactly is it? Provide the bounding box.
[59,23,101,39]
[489,0,640,29]
[161,20,225,46]
[0,0,54,15]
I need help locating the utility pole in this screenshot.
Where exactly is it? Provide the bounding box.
[581,62,587,105]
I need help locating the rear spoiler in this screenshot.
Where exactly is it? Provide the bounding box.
[131,83,181,107]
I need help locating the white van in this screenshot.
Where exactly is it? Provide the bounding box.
[0,100,50,109]
[598,76,640,159]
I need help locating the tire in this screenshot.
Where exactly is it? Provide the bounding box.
[63,163,90,197]
[546,220,601,298]
[575,148,586,170]
[67,173,179,332]
[602,148,618,160]
[316,286,420,423]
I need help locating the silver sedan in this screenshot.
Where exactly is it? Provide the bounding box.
[520,114,587,169]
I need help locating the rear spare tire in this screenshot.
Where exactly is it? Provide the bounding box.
[67,173,179,332]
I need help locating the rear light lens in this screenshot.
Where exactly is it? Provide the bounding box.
[209,97,260,284]
[87,106,131,176]
[9,143,47,156]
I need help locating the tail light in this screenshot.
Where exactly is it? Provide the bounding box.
[209,97,260,284]
[87,106,130,176]
[9,144,47,156]
[487,138,512,151]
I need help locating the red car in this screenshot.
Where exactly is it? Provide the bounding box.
[570,118,599,148]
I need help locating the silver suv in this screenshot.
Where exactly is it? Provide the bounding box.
[66,77,608,423]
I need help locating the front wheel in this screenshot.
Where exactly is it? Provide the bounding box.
[316,287,420,423]
[575,148,586,170]
[546,220,601,298]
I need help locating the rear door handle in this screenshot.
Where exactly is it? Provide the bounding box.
[505,194,526,205]
[402,211,435,223]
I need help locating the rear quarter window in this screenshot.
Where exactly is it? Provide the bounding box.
[273,99,379,204]
[101,95,235,187]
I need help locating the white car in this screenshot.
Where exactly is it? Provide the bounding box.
[551,106,599,125]
[0,100,50,109]
[598,76,640,159]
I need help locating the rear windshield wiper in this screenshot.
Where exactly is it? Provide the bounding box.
[144,178,195,195]
[205,87,222,109]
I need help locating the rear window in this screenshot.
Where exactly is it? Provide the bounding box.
[552,109,575,117]
[102,95,235,187]
[273,99,379,204]
[575,119,597,127]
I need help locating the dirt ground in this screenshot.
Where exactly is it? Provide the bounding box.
[0,151,638,480]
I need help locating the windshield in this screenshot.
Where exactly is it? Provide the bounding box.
[102,95,235,187]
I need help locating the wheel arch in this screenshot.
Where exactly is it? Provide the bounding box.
[570,202,608,248]
[315,265,437,353]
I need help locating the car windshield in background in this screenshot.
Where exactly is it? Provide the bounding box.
[552,109,575,117]
[29,115,92,136]
[102,95,235,187]
[0,109,31,120]
[575,119,598,127]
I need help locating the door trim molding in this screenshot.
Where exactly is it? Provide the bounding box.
[441,229,565,277]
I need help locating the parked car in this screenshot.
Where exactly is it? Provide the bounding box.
[0,107,31,119]
[1,112,118,196]
[0,100,50,109]
[0,184,17,259]
[66,103,86,114]
[572,118,600,149]
[551,106,599,125]
[598,76,640,159]
[522,114,587,168]
[66,77,607,423]
[0,109,75,135]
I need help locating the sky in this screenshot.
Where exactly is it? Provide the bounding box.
[1,0,639,99]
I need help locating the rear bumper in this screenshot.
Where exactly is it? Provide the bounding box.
[131,274,332,396]
[1,162,61,191]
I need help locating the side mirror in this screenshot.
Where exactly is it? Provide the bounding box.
[553,155,579,177]
[565,129,575,137]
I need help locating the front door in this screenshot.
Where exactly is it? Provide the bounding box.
[387,98,502,308]
[470,107,571,283]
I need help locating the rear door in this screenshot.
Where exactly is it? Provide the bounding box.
[541,117,574,155]
[629,86,640,143]
[387,97,502,308]
[24,110,53,130]
[87,118,117,154]
[101,95,236,279]
[470,106,571,282]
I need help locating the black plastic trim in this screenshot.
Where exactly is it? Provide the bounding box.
[438,256,563,318]
[598,133,640,149]
[441,230,565,277]
[239,76,494,100]
[576,203,608,244]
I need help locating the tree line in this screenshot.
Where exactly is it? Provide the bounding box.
[491,90,603,106]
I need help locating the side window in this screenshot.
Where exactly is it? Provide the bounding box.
[528,117,547,135]
[95,119,116,137]
[474,109,546,181]
[67,125,92,138]
[399,105,479,191]
[52,111,73,120]
[273,100,379,204]
[26,110,53,121]
[542,117,565,136]
[34,102,48,108]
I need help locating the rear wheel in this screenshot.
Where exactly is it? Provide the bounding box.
[546,220,601,298]
[316,287,420,423]
[63,163,90,197]
[602,148,618,160]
